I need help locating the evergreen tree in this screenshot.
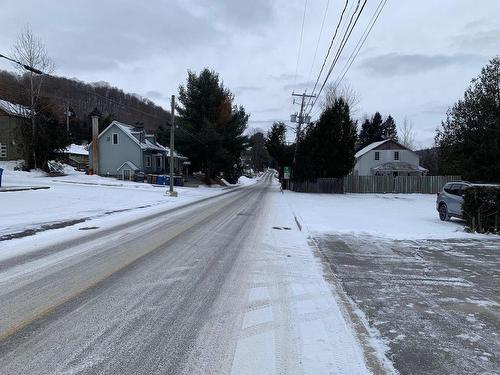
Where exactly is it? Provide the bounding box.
[357,118,372,150]
[18,99,70,171]
[265,122,294,179]
[436,57,500,181]
[381,115,398,141]
[176,69,248,183]
[357,112,384,150]
[295,98,357,180]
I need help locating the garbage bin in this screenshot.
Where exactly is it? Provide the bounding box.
[157,175,164,185]
[0,168,3,187]
[174,176,184,186]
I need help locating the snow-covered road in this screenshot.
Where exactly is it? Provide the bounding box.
[0,173,374,374]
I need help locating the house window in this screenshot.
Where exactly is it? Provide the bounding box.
[374,151,380,161]
[145,155,151,168]
[0,143,6,158]
[112,133,119,145]
[394,151,400,161]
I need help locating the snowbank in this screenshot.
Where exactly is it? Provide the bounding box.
[285,192,498,240]
[0,164,225,245]
[238,176,257,186]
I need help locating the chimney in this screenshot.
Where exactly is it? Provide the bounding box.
[90,107,101,174]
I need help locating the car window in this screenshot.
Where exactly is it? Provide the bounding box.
[448,184,461,196]
[444,184,454,194]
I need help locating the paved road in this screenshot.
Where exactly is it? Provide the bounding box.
[315,233,500,375]
[0,174,275,374]
[0,173,371,375]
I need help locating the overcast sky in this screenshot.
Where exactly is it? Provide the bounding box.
[0,0,498,147]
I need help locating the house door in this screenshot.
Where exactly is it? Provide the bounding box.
[123,169,131,180]
[156,155,162,172]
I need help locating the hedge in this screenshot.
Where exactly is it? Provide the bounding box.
[463,186,500,233]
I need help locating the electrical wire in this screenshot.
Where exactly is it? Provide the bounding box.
[307,0,331,81]
[307,0,368,115]
[292,0,309,89]
[305,0,349,110]
[331,0,388,92]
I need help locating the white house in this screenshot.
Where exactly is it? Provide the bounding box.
[353,139,428,176]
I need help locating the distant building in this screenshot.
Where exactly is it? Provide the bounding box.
[61,144,89,170]
[353,139,428,176]
[0,99,30,160]
[88,120,187,179]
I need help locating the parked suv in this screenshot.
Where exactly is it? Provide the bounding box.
[436,182,471,221]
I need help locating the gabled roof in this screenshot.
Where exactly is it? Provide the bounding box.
[95,120,188,159]
[98,120,167,152]
[0,99,31,118]
[355,139,390,158]
[355,139,416,159]
[117,160,139,171]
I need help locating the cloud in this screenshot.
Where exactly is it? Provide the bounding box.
[451,27,500,53]
[360,53,485,76]
[233,86,262,95]
[268,73,298,81]
[145,90,166,101]
[283,81,315,91]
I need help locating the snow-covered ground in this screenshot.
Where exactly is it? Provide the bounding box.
[0,161,227,258]
[285,191,498,240]
[230,178,382,374]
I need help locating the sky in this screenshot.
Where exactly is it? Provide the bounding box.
[0,0,498,147]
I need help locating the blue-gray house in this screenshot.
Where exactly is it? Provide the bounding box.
[89,120,186,179]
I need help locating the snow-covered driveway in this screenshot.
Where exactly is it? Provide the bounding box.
[285,191,500,374]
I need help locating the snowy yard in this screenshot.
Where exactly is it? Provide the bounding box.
[0,162,226,237]
[286,191,486,240]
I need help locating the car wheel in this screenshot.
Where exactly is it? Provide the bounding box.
[439,203,450,221]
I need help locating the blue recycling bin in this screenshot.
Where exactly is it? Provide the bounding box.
[0,168,3,187]
[156,175,164,185]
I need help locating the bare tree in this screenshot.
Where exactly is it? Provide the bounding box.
[399,116,416,149]
[11,24,54,169]
[321,82,360,115]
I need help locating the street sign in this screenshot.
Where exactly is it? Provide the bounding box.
[284,166,291,179]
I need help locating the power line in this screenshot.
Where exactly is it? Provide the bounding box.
[307,0,331,81]
[293,0,309,88]
[307,0,368,115]
[331,0,388,92]
[306,0,349,110]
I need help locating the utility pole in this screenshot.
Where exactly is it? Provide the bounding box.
[291,92,315,166]
[169,95,177,197]
[66,103,71,134]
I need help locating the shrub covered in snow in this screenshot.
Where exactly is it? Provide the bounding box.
[463,186,500,233]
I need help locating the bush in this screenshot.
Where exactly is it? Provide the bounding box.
[463,186,500,233]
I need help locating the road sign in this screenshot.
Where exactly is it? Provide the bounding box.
[284,166,291,179]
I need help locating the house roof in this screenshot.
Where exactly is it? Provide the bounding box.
[355,140,390,158]
[355,139,416,159]
[371,162,428,172]
[95,120,187,158]
[117,160,140,171]
[0,99,31,118]
[63,144,88,156]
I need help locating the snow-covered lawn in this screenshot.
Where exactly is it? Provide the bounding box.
[0,161,224,243]
[285,191,497,240]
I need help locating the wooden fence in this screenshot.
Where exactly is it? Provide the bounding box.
[291,175,462,194]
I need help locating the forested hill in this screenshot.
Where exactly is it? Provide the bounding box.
[0,69,169,134]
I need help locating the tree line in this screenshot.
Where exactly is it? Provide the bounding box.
[266,56,499,184]
[2,26,249,182]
